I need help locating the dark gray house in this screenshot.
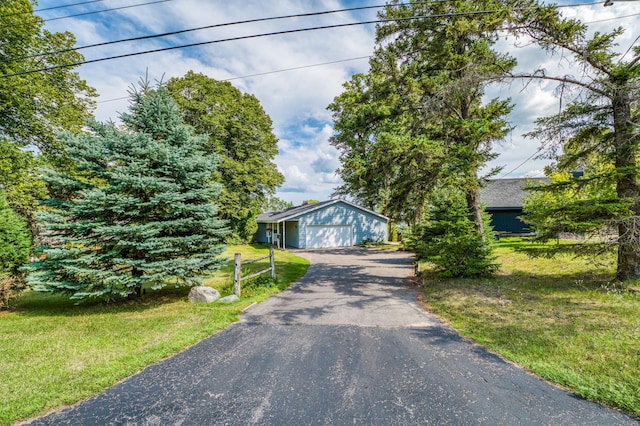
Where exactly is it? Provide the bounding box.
[480,178,548,234]
[255,199,388,249]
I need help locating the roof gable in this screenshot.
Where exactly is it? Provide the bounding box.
[256,199,388,223]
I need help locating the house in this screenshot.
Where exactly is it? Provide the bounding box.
[480,178,548,234]
[255,199,388,249]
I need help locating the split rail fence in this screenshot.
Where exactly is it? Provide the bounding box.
[233,246,276,296]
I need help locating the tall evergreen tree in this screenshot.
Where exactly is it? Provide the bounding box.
[27,82,228,302]
[374,0,515,236]
[510,2,640,280]
[167,72,284,243]
[330,0,516,276]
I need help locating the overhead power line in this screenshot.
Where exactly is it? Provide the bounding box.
[586,11,640,23]
[0,3,395,65]
[41,0,177,23]
[96,55,373,104]
[0,0,106,18]
[34,0,106,13]
[0,9,501,79]
[0,0,623,79]
[0,0,610,65]
[498,147,545,179]
[0,0,177,26]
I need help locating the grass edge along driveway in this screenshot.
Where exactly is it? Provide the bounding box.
[419,237,640,419]
[0,245,309,426]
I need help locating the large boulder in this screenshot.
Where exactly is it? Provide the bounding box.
[188,286,220,303]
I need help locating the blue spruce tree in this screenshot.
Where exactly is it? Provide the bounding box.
[27,82,228,301]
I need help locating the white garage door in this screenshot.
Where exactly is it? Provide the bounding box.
[306,225,353,249]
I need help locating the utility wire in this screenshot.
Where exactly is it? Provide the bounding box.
[4,1,466,63]
[586,11,640,23]
[225,56,372,81]
[35,0,106,13]
[96,55,372,104]
[0,3,394,65]
[0,0,177,27]
[0,1,612,77]
[0,10,496,79]
[498,147,546,178]
[0,0,106,18]
[0,0,608,64]
[42,0,177,22]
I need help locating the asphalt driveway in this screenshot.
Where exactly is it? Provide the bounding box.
[26,247,636,425]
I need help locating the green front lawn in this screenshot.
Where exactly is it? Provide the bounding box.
[420,237,640,418]
[0,245,309,426]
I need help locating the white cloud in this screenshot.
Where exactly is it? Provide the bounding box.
[36,1,640,205]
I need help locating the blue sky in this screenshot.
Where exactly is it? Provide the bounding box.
[36,0,640,205]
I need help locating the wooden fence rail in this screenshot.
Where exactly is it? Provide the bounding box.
[233,246,276,297]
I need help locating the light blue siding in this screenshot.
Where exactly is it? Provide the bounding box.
[255,201,388,249]
[297,202,387,249]
[284,221,299,248]
[255,223,269,243]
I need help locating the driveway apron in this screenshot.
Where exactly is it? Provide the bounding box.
[26,248,637,425]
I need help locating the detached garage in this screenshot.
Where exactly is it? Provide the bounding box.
[480,178,549,234]
[255,200,388,249]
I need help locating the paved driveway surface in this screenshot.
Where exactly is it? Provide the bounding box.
[27,248,636,425]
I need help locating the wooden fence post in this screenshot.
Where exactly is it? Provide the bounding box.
[234,253,242,297]
[270,246,276,280]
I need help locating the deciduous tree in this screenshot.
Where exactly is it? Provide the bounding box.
[0,0,96,229]
[167,72,284,243]
[0,0,96,156]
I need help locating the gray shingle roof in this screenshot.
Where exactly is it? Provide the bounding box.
[256,200,335,222]
[480,178,549,209]
[256,199,387,223]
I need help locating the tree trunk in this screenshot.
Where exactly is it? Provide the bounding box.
[466,184,486,241]
[612,89,640,280]
[129,267,143,299]
[459,92,486,243]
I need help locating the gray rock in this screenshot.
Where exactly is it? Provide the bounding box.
[218,295,239,303]
[188,286,220,303]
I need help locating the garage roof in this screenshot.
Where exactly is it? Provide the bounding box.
[480,178,548,209]
[256,199,388,223]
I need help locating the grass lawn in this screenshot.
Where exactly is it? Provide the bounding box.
[420,237,640,418]
[0,245,309,426]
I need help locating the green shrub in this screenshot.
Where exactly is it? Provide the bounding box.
[219,274,277,298]
[405,191,498,277]
[0,192,31,307]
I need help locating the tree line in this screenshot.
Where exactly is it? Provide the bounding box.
[328,0,639,280]
[0,0,285,304]
[2,0,639,305]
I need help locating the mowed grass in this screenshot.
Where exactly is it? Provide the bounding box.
[0,245,309,426]
[420,237,640,417]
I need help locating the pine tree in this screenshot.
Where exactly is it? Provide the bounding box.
[26,82,228,302]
